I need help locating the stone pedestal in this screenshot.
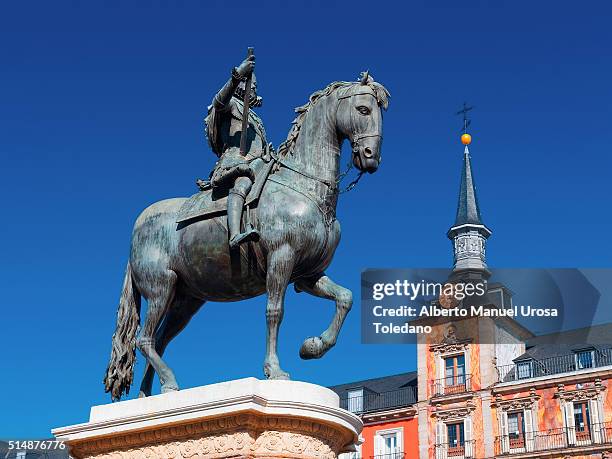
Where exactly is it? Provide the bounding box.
[53,378,362,459]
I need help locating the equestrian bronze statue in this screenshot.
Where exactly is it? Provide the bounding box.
[103,52,390,400]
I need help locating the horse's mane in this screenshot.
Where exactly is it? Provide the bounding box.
[277,73,390,158]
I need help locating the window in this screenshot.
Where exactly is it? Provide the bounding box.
[517,360,533,379]
[347,388,363,413]
[382,432,399,457]
[375,429,403,459]
[445,354,466,391]
[575,350,594,369]
[574,402,591,440]
[507,412,525,448]
[447,422,465,456]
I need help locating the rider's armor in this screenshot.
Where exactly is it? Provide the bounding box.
[205,69,267,249]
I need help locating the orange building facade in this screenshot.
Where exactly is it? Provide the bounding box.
[333,320,612,459]
[332,139,612,459]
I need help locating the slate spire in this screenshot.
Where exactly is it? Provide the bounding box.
[448,112,491,275]
[454,145,484,227]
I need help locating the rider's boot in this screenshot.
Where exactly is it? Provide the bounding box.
[228,189,259,249]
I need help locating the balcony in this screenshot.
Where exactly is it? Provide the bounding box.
[497,348,612,383]
[431,374,472,397]
[339,387,417,414]
[434,440,475,459]
[494,422,612,456]
[371,453,405,459]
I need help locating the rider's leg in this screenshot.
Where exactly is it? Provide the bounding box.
[228,176,259,248]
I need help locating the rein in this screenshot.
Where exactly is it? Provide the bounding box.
[273,154,364,194]
[272,154,336,189]
[336,162,365,194]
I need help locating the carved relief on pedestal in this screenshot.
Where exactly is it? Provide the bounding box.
[255,430,335,459]
[70,414,346,459]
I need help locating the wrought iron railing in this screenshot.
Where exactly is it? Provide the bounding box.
[496,348,612,383]
[431,374,472,397]
[494,422,612,455]
[434,440,476,458]
[339,387,417,414]
[371,453,405,459]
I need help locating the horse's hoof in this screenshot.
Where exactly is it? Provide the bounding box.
[263,363,291,380]
[268,370,291,380]
[300,336,325,360]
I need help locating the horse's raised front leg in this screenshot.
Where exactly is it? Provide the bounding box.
[295,273,352,360]
[136,270,179,394]
[263,244,294,380]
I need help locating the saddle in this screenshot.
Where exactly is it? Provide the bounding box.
[176,157,275,224]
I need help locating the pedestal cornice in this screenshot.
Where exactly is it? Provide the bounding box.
[53,378,362,459]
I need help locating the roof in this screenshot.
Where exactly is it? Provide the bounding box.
[514,323,612,362]
[452,146,485,228]
[329,371,417,396]
[329,371,418,413]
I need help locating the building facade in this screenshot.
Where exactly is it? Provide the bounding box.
[331,138,612,459]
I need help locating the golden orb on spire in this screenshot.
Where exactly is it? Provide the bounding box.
[461,133,472,145]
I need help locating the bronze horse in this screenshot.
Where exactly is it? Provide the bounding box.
[104,74,390,400]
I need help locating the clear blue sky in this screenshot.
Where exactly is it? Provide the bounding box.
[1,0,610,438]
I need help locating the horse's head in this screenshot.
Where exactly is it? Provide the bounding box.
[336,72,390,174]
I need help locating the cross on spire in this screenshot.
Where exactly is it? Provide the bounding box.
[456,102,474,134]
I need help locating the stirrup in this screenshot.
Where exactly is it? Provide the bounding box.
[229,227,260,249]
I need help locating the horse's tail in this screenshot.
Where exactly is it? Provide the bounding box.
[103,261,141,401]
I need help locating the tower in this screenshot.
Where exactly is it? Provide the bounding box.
[448,105,492,278]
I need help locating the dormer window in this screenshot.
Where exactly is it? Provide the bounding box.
[516,360,534,379]
[347,388,364,413]
[575,349,595,369]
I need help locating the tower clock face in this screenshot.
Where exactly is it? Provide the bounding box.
[439,283,460,309]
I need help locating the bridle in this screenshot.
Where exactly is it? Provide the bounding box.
[337,88,383,154]
[335,87,383,191]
